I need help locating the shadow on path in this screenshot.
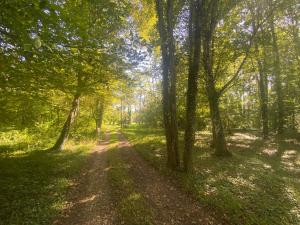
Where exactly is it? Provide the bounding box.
[54,133,116,225]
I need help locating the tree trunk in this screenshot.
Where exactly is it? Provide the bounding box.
[167,0,180,169]
[155,0,180,170]
[255,43,269,138]
[128,105,131,124]
[202,4,231,157]
[270,16,284,134]
[120,97,123,128]
[183,0,202,172]
[50,93,80,151]
[207,86,231,156]
[96,100,104,138]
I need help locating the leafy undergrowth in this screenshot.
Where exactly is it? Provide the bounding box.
[0,139,94,225]
[107,132,154,225]
[122,125,300,225]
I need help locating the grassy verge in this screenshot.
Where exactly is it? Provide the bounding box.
[122,124,300,225]
[0,139,94,225]
[107,132,154,225]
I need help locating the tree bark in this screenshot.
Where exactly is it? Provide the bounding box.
[128,105,131,124]
[95,99,104,138]
[50,92,80,151]
[167,0,180,169]
[120,97,123,128]
[183,0,202,172]
[270,16,284,134]
[155,0,180,170]
[201,0,231,157]
[206,84,231,156]
[255,43,269,138]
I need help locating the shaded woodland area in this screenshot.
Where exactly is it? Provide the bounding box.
[1,0,300,225]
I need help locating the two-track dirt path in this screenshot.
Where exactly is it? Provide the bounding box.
[54,133,117,225]
[54,131,225,225]
[117,133,223,225]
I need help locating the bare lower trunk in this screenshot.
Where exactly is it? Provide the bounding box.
[183,0,202,172]
[207,88,231,157]
[51,93,80,151]
[96,100,104,138]
[128,105,131,124]
[120,97,123,128]
[256,46,269,138]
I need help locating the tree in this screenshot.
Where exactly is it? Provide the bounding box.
[269,11,284,134]
[250,2,269,138]
[155,0,180,169]
[183,0,202,172]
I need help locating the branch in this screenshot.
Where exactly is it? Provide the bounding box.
[217,0,281,96]
[218,41,252,96]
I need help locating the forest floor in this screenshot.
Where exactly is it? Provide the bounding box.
[122,125,300,225]
[1,126,299,225]
[0,139,93,225]
[54,130,223,225]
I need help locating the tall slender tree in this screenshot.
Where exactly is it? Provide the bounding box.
[155,0,180,169]
[270,13,284,134]
[183,0,202,172]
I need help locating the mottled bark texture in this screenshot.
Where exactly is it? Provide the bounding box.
[155,0,180,169]
[183,0,202,172]
[270,15,284,134]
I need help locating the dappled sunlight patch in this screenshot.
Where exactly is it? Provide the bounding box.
[228,142,250,149]
[280,150,300,173]
[104,166,112,171]
[262,163,273,170]
[282,150,298,160]
[281,161,300,174]
[4,149,29,157]
[51,201,65,212]
[155,153,162,158]
[285,187,299,204]
[203,184,218,196]
[284,139,300,146]
[261,148,278,156]
[151,146,163,157]
[295,157,300,166]
[127,193,142,201]
[230,132,259,141]
[227,176,257,191]
[285,187,300,221]
[78,194,97,204]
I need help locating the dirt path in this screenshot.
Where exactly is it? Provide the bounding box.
[54,133,117,225]
[55,132,224,225]
[117,133,224,225]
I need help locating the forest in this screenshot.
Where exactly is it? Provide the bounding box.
[0,0,299,225]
